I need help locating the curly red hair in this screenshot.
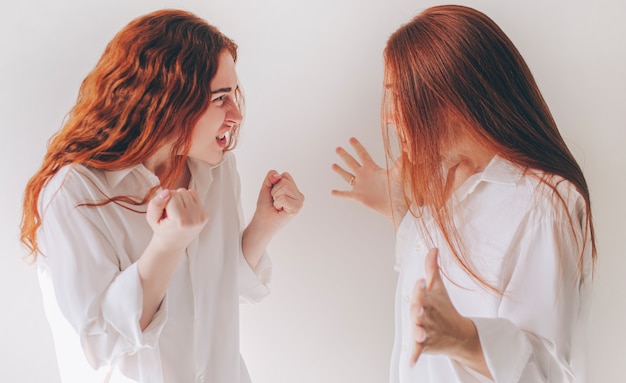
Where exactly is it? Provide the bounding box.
[21,9,241,260]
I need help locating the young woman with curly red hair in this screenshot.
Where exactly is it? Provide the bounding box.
[333,5,595,382]
[21,9,304,383]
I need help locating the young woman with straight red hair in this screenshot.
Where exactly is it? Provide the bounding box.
[21,9,303,383]
[333,5,595,382]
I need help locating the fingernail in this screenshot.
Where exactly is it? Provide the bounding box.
[158,189,169,198]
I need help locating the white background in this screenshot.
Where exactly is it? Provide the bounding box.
[1,0,624,382]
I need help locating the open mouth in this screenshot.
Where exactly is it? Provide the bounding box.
[216,130,230,146]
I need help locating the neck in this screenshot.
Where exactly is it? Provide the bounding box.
[443,142,495,197]
[143,149,191,189]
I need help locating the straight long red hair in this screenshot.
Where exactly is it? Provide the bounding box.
[383,5,596,291]
[21,9,241,261]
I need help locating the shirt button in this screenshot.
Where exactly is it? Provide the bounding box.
[415,243,422,252]
[197,374,204,383]
[403,295,410,304]
[402,343,407,352]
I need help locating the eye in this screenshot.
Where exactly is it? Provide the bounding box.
[212,94,226,104]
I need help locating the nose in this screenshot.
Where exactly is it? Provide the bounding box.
[383,99,397,125]
[226,102,242,125]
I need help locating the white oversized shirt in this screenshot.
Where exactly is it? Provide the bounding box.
[36,152,271,383]
[391,156,592,383]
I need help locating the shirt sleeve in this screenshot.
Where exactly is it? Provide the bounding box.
[37,173,167,370]
[470,193,592,382]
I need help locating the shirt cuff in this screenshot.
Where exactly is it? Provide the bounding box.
[239,251,272,303]
[101,262,168,352]
[471,317,533,383]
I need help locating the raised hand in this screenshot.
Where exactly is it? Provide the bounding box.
[146,188,209,253]
[332,137,407,224]
[139,188,210,329]
[242,170,304,270]
[409,248,488,377]
[255,170,304,231]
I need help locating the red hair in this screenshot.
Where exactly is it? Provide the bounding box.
[21,9,242,260]
[382,5,596,291]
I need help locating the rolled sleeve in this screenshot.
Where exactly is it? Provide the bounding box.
[471,317,533,382]
[38,171,167,369]
[238,250,272,303]
[101,262,167,351]
[469,210,587,382]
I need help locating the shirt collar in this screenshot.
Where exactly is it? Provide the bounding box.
[105,154,230,190]
[455,155,524,200]
[104,164,159,189]
[480,155,524,185]
[105,167,136,189]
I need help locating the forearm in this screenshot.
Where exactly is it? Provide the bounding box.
[242,216,275,270]
[137,239,185,330]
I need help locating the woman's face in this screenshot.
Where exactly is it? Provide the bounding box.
[188,50,242,165]
[384,96,409,154]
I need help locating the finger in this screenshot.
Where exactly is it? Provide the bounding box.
[258,170,281,203]
[410,342,424,366]
[410,301,425,326]
[270,179,296,200]
[146,189,171,223]
[413,323,427,343]
[270,181,285,197]
[273,195,302,214]
[272,185,305,205]
[425,248,440,289]
[330,189,355,199]
[278,171,294,182]
[276,173,305,204]
[164,191,185,221]
[412,278,427,300]
[175,188,195,209]
[335,146,361,171]
[332,163,355,184]
[349,137,377,167]
[410,279,426,325]
[187,189,200,204]
[263,170,281,188]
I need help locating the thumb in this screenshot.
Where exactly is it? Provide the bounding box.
[410,342,424,366]
[147,189,171,224]
[424,248,441,289]
[259,170,281,198]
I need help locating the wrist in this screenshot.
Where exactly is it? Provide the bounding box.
[450,317,492,379]
[146,235,187,260]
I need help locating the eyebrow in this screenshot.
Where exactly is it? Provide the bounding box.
[210,87,231,94]
[210,85,239,94]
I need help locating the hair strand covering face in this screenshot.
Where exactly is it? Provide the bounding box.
[381,5,596,292]
[20,9,243,261]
